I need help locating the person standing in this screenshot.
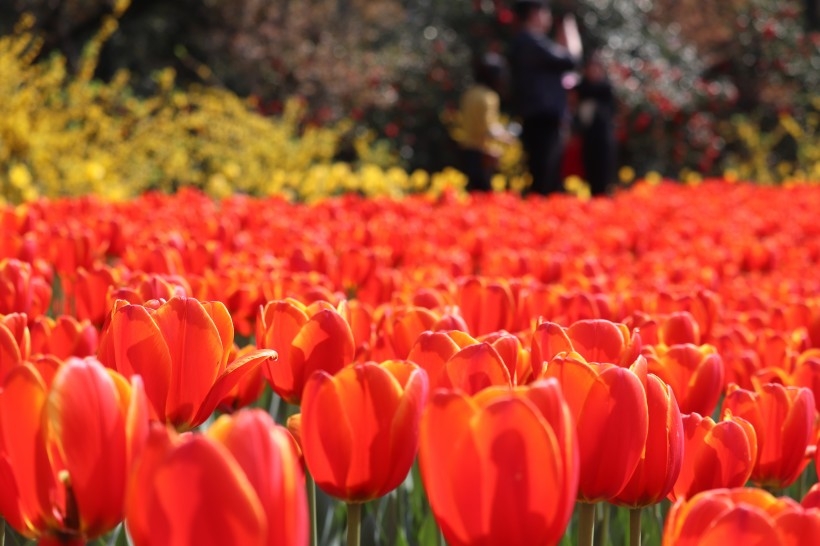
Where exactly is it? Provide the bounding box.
[458,53,513,192]
[575,51,617,196]
[509,0,582,196]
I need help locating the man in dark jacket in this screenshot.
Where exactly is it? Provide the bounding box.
[509,0,582,196]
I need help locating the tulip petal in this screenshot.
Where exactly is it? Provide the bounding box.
[420,391,476,544]
[191,349,277,427]
[577,365,648,502]
[383,365,428,495]
[530,322,573,378]
[684,351,724,416]
[0,365,54,534]
[301,371,354,499]
[46,359,128,538]
[0,322,23,377]
[774,509,820,546]
[407,331,462,388]
[698,504,780,546]
[153,298,225,425]
[567,320,626,364]
[616,375,683,507]
[441,343,511,395]
[200,300,235,368]
[127,430,266,546]
[106,304,171,419]
[258,300,309,399]
[288,309,354,404]
[209,410,308,546]
[391,308,438,359]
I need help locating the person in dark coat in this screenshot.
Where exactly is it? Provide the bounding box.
[509,0,582,196]
[575,51,617,196]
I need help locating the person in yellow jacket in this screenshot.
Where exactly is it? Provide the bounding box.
[458,53,514,192]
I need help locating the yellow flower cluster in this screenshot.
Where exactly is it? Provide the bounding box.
[723,109,820,185]
[0,14,471,204]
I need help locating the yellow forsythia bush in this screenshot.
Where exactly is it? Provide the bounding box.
[0,13,471,204]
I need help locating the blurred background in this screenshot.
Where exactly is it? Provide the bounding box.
[1,0,818,184]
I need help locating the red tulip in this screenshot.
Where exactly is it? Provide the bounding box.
[299,360,428,502]
[419,379,578,546]
[562,319,642,367]
[215,344,268,413]
[541,353,649,502]
[65,264,120,326]
[645,343,725,416]
[803,483,820,509]
[663,487,820,546]
[337,298,375,361]
[98,296,276,428]
[721,382,815,488]
[107,272,190,307]
[29,315,98,360]
[0,313,31,376]
[437,342,512,395]
[0,357,149,543]
[532,319,641,375]
[613,372,684,507]
[127,410,306,546]
[0,258,52,320]
[480,330,532,385]
[530,321,574,379]
[209,410,308,546]
[658,311,702,345]
[791,349,820,412]
[406,329,475,386]
[670,413,757,501]
[370,304,440,360]
[256,298,354,405]
[455,276,515,336]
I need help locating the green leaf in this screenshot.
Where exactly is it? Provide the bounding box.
[417,511,439,546]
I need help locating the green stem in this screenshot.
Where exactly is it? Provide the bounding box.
[595,503,609,546]
[307,472,318,546]
[630,508,641,546]
[798,465,808,500]
[1,517,5,546]
[347,502,362,546]
[579,502,596,546]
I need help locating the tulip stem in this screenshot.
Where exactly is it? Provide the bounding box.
[307,473,317,546]
[630,508,641,546]
[579,502,596,546]
[0,517,5,546]
[595,503,609,546]
[347,502,362,546]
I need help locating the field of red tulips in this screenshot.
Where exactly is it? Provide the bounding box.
[1,179,820,546]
